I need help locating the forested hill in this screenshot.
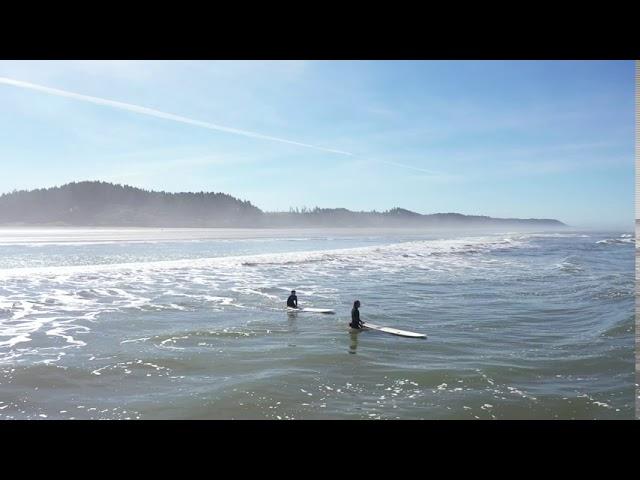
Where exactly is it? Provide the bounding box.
[267,207,566,228]
[0,181,567,228]
[0,181,263,227]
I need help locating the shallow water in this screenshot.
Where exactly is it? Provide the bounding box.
[0,228,634,419]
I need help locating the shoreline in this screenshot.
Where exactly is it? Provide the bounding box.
[0,225,591,245]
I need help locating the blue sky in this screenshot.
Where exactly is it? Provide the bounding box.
[0,60,634,229]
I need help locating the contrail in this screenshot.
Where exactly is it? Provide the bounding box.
[0,76,353,156]
[0,76,446,177]
[374,159,444,176]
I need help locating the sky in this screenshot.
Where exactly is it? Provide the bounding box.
[0,60,634,229]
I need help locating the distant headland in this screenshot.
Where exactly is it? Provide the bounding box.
[0,181,567,228]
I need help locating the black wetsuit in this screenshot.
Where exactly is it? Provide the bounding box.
[287,294,298,308]
[350,307,363,329]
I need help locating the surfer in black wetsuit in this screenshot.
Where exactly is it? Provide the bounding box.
[350,300,364,329]
[287,290,298,308]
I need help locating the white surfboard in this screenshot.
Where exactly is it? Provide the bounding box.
[361,322,426,339]
[287,307,335,314]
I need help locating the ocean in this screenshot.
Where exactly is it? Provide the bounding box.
[0,228,634,419]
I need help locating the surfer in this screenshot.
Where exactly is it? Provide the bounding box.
[350,300,364,329]
[287,290,298,309]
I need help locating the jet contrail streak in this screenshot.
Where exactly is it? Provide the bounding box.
[0,76,447,177]
[374,159,443,176]
[0,77,353,156]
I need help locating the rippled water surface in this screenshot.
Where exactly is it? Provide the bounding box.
[0,228,634,419]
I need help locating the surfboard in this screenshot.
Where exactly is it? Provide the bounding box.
[287,307,335,314]
[361,322,426,339]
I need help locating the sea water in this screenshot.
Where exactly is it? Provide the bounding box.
[0,228,634,419]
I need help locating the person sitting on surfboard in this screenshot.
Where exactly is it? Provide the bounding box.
[350,300,364,329]
[287,290,298,308]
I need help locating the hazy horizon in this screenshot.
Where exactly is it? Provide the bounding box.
[0,179,631,231]
[0,60,634,230]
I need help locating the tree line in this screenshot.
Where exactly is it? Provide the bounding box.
[0,181,565,228]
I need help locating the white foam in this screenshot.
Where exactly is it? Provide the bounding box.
[0,234,527,279]
[120,337,151,344]
[596,237,635,245]
[0,232,539,366]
